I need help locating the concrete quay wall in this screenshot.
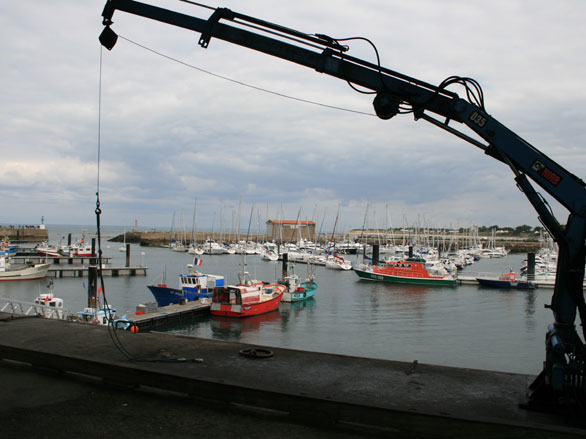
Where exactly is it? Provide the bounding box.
[0,317,583,438]
[0,226,48,243]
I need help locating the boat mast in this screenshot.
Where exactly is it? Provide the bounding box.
[264,202,269,244]
[278,204,284,248]
[245,204,254,244]
[181,208,186,246]
[210,211,216,248]
[170,210,176,243]
[289,207,302,243]
[317,207,327,248]
[360,201,369,263]
[219,203,225,244]
[329,203,340,256]
[311,203,318,243]
[373,204,381,247]
[236,197,242,244]
[191,198,197,246]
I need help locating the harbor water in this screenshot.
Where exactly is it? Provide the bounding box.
[0,225,557,375]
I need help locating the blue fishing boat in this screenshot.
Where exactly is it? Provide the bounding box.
[147,258,225,306]
[476,270,535,289]
[0,239,17,257]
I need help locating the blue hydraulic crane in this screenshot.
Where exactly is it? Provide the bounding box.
[99,0,586,414]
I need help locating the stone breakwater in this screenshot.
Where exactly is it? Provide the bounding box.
[109,230,264,247]
[498,240,541,253]
[0,226,48,243]
[109,230,542,253]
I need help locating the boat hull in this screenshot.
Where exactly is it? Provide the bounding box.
[211,287,284,318]
[147,284,212,307]
[37,250,61,258]
[354,267,457,287]
[0,263,51,281]
[147,270,224,307]
[282,281,317,302]
[476,277,535,289]
[325,258,352,270]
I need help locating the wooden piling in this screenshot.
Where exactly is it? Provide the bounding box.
[88,265,98,308]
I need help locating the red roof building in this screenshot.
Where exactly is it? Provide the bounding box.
[266,220,316,242]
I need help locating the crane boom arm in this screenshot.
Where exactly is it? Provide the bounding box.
[99,0,586,412]
[101,0,586,216]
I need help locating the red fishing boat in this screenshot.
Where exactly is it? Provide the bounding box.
[210,271,286,318]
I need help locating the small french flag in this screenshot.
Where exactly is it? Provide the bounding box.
[193,257,203,266]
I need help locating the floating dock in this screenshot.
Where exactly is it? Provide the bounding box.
[48,265,147,278]
[12,255,112,265]
[0,317,583,437]
[9,256,147,278]
[129,301,210,331]
[457,275,556,288]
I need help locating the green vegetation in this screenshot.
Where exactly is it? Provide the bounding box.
[472,225,543,238]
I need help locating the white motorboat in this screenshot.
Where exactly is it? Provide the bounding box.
[325,254,353,271]
[34,281,65,319]
[0,257,51,281]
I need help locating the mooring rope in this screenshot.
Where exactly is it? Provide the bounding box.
[94,44,191,363]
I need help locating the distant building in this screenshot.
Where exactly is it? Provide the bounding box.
[266,220,316,242]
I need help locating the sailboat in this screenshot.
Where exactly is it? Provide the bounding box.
[172,209,189,252]
[188,199,204,255]
[119,228,127,252]
[324,204,352,271]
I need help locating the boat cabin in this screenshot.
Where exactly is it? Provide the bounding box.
[376,257,451,280]
[213,286,262,306]
[34,293,64,319]
[499,271,517,281]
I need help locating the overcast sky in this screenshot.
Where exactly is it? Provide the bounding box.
[2,1,585,233]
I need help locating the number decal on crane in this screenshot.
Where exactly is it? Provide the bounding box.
[469,111,487,128]
[531,160,562,186]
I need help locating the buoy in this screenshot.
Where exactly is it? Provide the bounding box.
[130,325,139,333]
